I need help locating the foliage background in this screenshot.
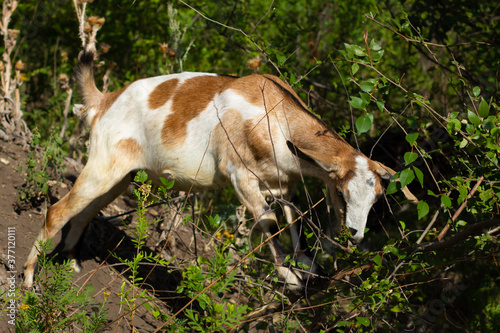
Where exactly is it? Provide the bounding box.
[2,0,499,331]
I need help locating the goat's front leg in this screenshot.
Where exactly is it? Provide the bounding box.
[230,174,304,292]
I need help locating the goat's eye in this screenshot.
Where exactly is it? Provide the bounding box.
[336,189,343,198]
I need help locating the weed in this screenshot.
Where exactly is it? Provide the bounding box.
[16,240,108,332]
[113,170,172,329]
[176,242,248,332]
[17,128,66,206]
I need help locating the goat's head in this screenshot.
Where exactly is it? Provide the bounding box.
[287,141,417,245]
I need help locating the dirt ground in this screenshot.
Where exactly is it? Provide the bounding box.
[0,141,247,332]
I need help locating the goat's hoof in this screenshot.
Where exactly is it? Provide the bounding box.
[68,258,82,273]
[277,264,330,296]
[277,266,305,293]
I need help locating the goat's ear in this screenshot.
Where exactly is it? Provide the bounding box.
[286,141,339,173]
[375,162,419,203]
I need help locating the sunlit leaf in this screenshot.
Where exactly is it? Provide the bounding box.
[417,200,429,220]
[356,113,373,134]
[478,98,489,118]
[468,110,480,126]
[399,168,415,188]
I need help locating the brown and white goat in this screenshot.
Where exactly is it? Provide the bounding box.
[23,50,416,290]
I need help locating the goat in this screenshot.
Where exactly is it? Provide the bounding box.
[23,49,417,290]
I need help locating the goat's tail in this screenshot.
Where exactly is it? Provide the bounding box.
[75,49,104,126]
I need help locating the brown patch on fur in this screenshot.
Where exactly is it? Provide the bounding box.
[162,75,236,147]
[148,78,179,109]
[45,195,69,233]
[91,84,131,127]
[115,138,143,158]
[225,74,294,113]
[262,74,309,110]
[245,118,273,162]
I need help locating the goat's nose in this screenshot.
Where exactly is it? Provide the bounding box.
[349,227,358,236]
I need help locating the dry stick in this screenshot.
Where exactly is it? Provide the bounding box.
[416,208,441,244]
[437,176,484,241]
[59,88,73,138]
[153,197,325,333]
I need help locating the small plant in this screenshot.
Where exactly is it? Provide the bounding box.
[16,240,108,332]
[17,128,66,206]
[114,170,172,328]
[176,241,248,332]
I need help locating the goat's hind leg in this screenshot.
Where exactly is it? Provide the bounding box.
[23,166,132,288]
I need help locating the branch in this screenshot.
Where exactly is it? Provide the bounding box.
[411,218,500,253]
[437,176,484,240]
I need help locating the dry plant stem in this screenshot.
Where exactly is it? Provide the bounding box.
[73,0,87,47]
[60,88,73,138]
[416,208,441,244]
[154,197,325,332]
[437,176,484,241]
[0,0,30,144]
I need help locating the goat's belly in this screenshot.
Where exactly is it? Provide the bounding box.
[160,167,228,192]
[146,152,227,192]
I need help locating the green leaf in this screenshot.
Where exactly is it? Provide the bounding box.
[360,92,371,104]
[478,98,489,118]
[160,177,175,189]
[386,181,398,195]
[441,194,452,209]
[371,49,385,62]
[356,316,370,327]
[351,63,359,75]
[356,113,373,134]
[404,152,418,165]
[405,132,419,146]
[376,100,385,112]
[459,138,468,148]
[399,220,406,231]
[399,168,415,188]
[472,86,481,97]
[372,254,382,267]
[134,170,148,183]
[360,80,376,93]
[349,96,365,110]
[482,117,495,130]
[446,118,461,133]
[468,110,480,126]
[413,166,424,187]
[344,43,366,59]
[417,200,429,220]
[407,116,419,130]
[370,39,382,51]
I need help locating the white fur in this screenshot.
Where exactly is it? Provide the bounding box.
[345,156,377,244]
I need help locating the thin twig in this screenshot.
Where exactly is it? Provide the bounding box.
[437,176,484,241]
